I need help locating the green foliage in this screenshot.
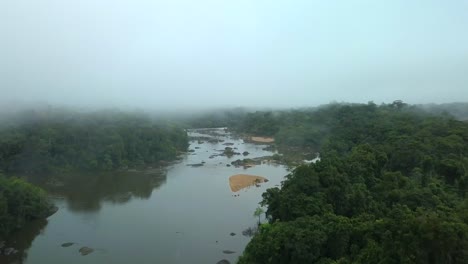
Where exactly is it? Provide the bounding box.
[237,111,280,136]
[0,175,53,238]
[254,207,265,224]
[239,103,468,264]
[0,110,188,175]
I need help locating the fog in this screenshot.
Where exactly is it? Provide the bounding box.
[1,0,468,110]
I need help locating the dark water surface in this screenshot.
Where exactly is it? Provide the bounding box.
[1,128,288,264]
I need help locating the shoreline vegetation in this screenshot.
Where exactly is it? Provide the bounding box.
[237,102,468,263]
[1,102,468,262]
[0,110,188,240]
[0,175,57,239]
[0,110,188,178]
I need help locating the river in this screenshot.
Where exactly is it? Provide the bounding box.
[1,128,288,264]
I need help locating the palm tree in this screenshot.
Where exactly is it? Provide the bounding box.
[253,207,264,225]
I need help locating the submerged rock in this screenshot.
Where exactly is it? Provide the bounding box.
[61,242,74,247]
[230,232,236,236]
[79,246,94,256]
[217,260,231,264]
[187,163,204,167]
[222,250,236,254]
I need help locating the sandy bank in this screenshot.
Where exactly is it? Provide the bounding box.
[229,174,267,192]
[250,137,275,143]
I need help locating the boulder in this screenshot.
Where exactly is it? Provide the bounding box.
[61,242,74,247]
[79,246,94,256]
[187,163,204,167]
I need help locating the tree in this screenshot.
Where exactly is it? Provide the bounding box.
[254,207,264,225]
[239,102,468,263]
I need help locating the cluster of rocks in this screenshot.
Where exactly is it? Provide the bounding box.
[214,231,240,263]
[61,242,94,256]
[223,147,239,157]
[229,156,281,168]
[230,158,260,168]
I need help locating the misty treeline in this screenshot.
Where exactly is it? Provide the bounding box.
[236,102,468,263]
[187,102,468,151]
[0,109,188,175]
[0,175,53,238]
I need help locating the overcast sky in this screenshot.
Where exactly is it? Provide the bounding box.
[1,0,468,109]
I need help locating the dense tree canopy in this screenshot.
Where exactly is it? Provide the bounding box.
[0,175,53,238]
[239,103,468,264]
[0,109,189,237]
[0,110,188,175]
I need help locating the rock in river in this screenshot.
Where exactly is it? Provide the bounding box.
[217,259,231,264]
[222,250,236,254]
[187,163,204,167]
[230,232,236,236]
[79,246,94,256]
[61,242,74,247]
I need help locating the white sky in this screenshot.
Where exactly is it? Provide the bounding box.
[1,0,468,109]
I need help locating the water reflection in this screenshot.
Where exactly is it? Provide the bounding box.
[7,128,289,264]
[46,170,167,212]
[0,219,48,264]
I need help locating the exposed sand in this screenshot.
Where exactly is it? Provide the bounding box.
[250,136,275,143]
[229,174,267,192]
